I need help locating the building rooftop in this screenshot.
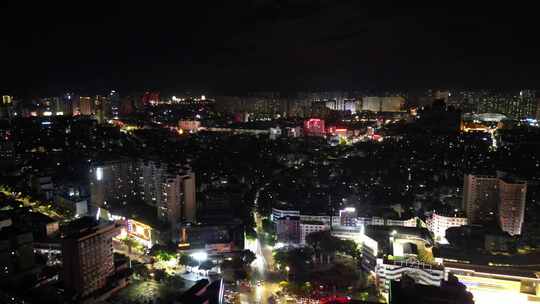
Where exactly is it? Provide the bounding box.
[301,220,326,225]
[445,262,540,280]
[366,225,433,242]
[432,206,466,218]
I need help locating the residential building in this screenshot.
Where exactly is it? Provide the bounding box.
[498,179,527,236]
[62,219,120,299]
[462,174,527,235]
[360,96,405,112]
[426,211,468,243]
[462,174,499,224]
[79,96,93,115]
[90,159,196,229]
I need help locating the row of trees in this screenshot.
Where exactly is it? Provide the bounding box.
[273,231,362,288]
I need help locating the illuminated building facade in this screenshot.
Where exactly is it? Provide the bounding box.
[356,216,417,227]
[303,118,325,136]
[360,96,405,112]
[114,218,155,248]
[447,265,540,302]
[426,211,468,243]
[449,89,538,118]
[1,95,12,106]
[271,207,300,222]
[78,96,93,115]
[375,258,445,292]
[339,207,357,227]
[178,120,201,133]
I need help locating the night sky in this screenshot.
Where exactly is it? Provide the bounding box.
[2,1,540,96]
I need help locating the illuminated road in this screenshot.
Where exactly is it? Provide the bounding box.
[239,282,280,304]
[240,185,280,303]
[0,187,67,220]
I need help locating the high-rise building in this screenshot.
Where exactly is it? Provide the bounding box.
[62,219,120,298]
[140,160,166,207]
[94,95,110,124]
[462,174,499,224]
[109,90,120,119]
[159,174,182,229]
[360,96,405,112]
[90,160,196,231]
[448,89,538,118]
[463,174,527,235]
[182,173,196,223]
[79,96,93,115]
[498,179,527,236]
[158,172,196,229]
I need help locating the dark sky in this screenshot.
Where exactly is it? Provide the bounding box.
[2,1,540,96]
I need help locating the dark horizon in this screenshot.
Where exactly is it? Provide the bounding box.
[3,1,540,96]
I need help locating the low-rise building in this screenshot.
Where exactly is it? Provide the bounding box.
[376,258,446,292]
[271,207,300,222]
[357,216,417,228]
[300,220,330,245]
[426,211,468,244]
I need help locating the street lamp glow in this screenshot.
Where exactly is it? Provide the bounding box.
[190,251,208,262]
